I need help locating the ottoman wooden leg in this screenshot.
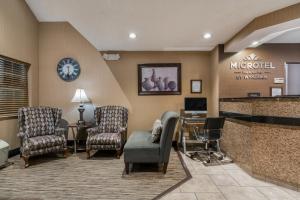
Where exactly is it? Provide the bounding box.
[163,162,169,174]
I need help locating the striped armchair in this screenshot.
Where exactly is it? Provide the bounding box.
[18,107,67,167]
[86,106,128,158]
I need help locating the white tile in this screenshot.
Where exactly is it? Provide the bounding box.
[281,188,300,200]
[257,187,295,200]
[221,163,241,170]
[180,175,219,193]
[191,163,207,170]
[193,168,228,175]
[226,169,249,175]
[196,192,226,200]
[219,186,268,200]
[227,170,272,187]
[160,192,197,200]
[209,174,239,186]
[280,187,300,200]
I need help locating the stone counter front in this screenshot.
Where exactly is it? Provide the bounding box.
[220,97,300,191]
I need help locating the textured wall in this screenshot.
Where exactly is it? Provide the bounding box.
[0,0,39,149]
[222,119,300,189]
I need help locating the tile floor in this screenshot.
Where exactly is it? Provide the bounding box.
[161,153,300,200]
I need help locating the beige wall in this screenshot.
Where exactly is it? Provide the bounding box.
[0,0,39,149]
[38,22,131,138]
[225,3,300,52]
[1,3,299,148]
[209,47,220,116]
[218,44,300,98]
[103,51,211,134]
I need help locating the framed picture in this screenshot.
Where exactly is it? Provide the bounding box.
[270,87,283,97]
[191,80,202,93]
[138,63,181,95]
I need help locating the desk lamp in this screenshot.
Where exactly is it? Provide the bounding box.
[71,89,89,125]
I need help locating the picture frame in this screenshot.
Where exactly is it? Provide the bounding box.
[190,80,202,93]
[270,87,283,97]
[138,63,181,95]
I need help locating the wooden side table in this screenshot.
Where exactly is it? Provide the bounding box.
[68,122,93,155]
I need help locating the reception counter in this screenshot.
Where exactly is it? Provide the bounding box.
[219,97,300,190]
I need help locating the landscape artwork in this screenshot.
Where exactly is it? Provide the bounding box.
[138,63,181,95]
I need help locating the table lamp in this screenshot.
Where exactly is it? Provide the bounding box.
[71,89,89,125]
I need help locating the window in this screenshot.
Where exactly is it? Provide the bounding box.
[0,55,30,118]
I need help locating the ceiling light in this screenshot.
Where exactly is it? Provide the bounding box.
[129,33,136,39]
[203,33,212,39]
[252,41,259,46]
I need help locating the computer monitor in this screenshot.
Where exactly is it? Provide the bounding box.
[184,97,207,114]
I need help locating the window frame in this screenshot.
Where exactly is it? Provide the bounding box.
[0,54,30,120]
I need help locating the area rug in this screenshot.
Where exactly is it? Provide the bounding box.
[0,149,190,200]
[187,151,233,166]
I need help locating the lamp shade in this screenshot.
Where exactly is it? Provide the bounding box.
[71,89,89,103]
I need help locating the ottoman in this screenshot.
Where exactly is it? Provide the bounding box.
[0,140,9,167]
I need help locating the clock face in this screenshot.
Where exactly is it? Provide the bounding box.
[57,58,80,81]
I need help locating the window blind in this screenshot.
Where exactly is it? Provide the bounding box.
[0,55,29,118]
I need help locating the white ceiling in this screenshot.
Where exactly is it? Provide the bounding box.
[25,0,300,51]
[268,28,300,43]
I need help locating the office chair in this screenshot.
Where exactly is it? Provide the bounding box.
[193,117,225,163]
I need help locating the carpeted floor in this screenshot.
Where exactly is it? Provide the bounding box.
[0,149,189,200]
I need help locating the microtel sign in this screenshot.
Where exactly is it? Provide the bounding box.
[230,53,275,80]
[230,53,274,70]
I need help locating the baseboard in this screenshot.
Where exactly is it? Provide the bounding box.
[8,148,20,158]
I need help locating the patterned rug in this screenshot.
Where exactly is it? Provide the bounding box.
[0,149,189,200]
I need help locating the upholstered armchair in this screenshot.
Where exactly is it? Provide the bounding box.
[18,107,67,167]
[86,106,128,159]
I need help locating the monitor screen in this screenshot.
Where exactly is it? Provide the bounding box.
[184,97,207,111]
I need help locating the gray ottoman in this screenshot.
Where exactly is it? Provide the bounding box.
[0,140,9,167]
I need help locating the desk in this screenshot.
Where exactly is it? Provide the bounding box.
[68,122,93,155]
[179,110,206,154]
[220,97,300,190]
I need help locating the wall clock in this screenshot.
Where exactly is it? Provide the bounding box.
[57,57,80,81]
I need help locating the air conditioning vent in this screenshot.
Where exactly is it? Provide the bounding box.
[103,53,120,61]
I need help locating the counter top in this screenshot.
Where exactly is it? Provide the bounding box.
[220,96,300,102]
[220,111,300,127]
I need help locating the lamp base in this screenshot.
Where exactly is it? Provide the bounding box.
[77,120,85,126]
[77,105,85,126]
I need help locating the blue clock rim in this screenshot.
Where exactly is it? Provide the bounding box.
[57,57,81,82]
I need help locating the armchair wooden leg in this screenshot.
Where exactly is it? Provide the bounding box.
[63,149,68,158]
[22,156,29,168]
[125,162,130,174]
[116,150,122,159]
[86,149,91,159]
[163,162,169,174]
